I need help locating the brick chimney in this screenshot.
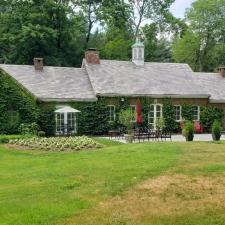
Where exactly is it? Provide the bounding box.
[85,48,100,64]
[33,58,44,70]
[217,66,225,77]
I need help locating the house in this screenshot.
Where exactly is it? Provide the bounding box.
[0,39,225,135]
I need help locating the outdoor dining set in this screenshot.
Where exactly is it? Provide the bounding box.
[108,128,172,142]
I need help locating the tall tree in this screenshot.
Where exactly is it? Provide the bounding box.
[129,0,175,38]
[173,0,225,72]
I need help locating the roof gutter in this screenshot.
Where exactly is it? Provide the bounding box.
[97,93,210,99]
[209,99,225,104]
[39,97,98,103]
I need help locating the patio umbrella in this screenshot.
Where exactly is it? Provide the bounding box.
[136,98,142,125]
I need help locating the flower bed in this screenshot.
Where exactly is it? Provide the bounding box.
[9,136,103,151]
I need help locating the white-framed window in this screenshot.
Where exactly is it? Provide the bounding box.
[130,105,136,122]
[55,106,79,135]
[108,105,115,122]
[56,113,64,133]
[192,105,200,121]
[67,112,76,132]
[174,105,182,121]
[148,104,163,130]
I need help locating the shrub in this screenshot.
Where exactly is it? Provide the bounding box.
[118,109,134,134]
[212,120,222,141]
[38,131,46,137]
[156,118,165,130]
[200,107,224,132]
[182,121,194,142]
[19,123,40,136]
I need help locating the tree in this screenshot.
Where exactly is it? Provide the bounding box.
[128,0,175,38]
[172,0,225,72]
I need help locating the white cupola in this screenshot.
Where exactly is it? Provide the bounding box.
[132,37,144,66]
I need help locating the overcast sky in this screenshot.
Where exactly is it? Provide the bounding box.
[170,0,196,18]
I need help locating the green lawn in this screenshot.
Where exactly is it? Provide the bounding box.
[1,140,225,225]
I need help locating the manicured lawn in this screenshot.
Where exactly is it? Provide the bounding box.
[1,139,225,225]
[0,139,179,225]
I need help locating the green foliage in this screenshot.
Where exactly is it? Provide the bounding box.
[156,118,165,130]
[173,0,225,72]
[76,101,110,135]
[37,131,46,137]
[212,120,222,141]
[19,123,40,136]
[162,99,178,132]
[118,108,134,134]
[182,104,195,121]
[0,70,39,134]
[200,107,224,132]
[10,136,102,151]
[182,121,194,141]
[0,135,23,144]
[38,104,56,136]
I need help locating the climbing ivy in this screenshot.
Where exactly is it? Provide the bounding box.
[162,98,179,132]
[0,71,224,136]
[0,70,39,134]
[200,106,224,132]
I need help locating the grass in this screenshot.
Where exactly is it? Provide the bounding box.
[1,139,225,225]
[0,139,179,225]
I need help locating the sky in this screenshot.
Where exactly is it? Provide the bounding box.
[170,0,196,18]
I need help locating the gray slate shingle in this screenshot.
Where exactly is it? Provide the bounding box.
[0,65,96,102]
[84,60,209,98]
[1,60,225,103]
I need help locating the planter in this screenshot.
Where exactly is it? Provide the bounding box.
[212,133,221,141]
[185,133,194,142]
[124,134,134,143]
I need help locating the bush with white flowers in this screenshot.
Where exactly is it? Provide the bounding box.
[9,136,102,151]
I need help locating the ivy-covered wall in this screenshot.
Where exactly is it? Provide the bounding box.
[0,70,39,134]
[0,69,224,135]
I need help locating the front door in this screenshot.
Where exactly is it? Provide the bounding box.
[148,104,163,130]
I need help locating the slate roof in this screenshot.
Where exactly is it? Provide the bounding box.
[0,64,96,102]
[1,60,225,103]
[194,72,225,103]
[84,60,209,98]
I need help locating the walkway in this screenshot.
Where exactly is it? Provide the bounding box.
[108,134,225,143]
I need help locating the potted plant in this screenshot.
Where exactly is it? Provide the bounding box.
[212,120,222,141]
[119,109,134,143]
[182,121,194,142]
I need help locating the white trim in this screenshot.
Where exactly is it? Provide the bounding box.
[174,105,182,122]
[108,105,116,122]
[192,105,200,121]
[148,104,163,130]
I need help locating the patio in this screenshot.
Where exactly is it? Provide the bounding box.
[107,133,225,143]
